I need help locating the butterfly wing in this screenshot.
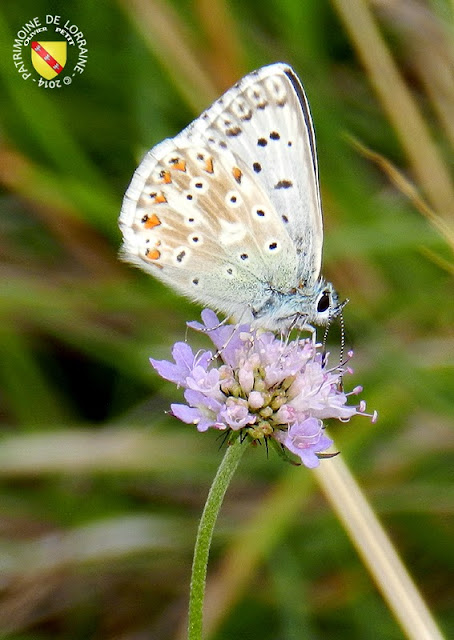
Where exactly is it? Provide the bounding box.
[120,63,324,322]
[189,63,323,287]
[120,139,299,319]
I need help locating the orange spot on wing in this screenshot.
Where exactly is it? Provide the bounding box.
[150,191,167,204]
[204,157,214,173]
[172,159,186,171]
[146,247,161,260]
[144,213,161,229]
[232,167,242,184]
[159,170,172,184]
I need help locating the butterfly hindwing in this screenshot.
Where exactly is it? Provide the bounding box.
[120,139,299,317]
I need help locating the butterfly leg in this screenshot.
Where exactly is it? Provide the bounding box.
[293,314,318,345]
[207,307,252,362]
[194,315,231,333]
[307,324,318,345]
[208,326,236,362]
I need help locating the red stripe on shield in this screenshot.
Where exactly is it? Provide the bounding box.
[31,42,64,74]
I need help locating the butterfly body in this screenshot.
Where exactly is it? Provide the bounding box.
[120,63,342,333]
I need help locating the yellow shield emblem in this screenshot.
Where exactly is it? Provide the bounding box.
[31,41,67,80]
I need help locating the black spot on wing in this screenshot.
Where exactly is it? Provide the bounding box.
[226,127,242,137]
[274,180,293,189]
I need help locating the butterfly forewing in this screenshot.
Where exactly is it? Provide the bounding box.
[187,63,324,286]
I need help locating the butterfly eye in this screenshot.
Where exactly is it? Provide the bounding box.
[317,291,331,313]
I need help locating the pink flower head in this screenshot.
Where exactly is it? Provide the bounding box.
[150,310,376,468]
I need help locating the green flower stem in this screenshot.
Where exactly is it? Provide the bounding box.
[188,435,247,640]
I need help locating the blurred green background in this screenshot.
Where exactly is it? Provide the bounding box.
[0,0,453,638]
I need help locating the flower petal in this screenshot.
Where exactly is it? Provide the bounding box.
[280,417,333,469]
[150,342,196,386]
[170,403,200,424]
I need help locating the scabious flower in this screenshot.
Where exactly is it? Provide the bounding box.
[150,310,377,469]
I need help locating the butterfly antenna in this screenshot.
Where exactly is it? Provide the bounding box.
[322,321,330,352]
[337,309,347,391]
[339,308,346,367]
[321,313,332,367]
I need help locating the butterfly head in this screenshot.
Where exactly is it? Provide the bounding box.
[288,279,346,332]
[309,279,341,326]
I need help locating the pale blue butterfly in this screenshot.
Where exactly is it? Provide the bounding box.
[119,63,343,333]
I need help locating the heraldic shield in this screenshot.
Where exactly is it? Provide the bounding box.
[31,41,67,80]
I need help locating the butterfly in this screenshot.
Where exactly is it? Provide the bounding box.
[119,63,344,334]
